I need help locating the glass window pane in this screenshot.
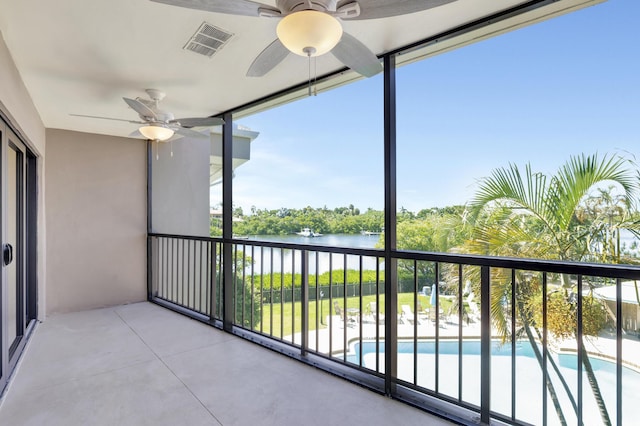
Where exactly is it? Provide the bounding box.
[231,75,384,248]
[396,0,640,265]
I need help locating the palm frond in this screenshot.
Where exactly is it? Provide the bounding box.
[553,153,637,230]
[471,163,560,236]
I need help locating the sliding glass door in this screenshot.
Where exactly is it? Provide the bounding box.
[0,119,35,393]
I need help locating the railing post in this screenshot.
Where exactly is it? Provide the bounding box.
[209,241,217,324]
[577,275,583,425]
[542,272,548,424]
[301,250,309,356]
[147,236,154,301]
[222,112,234,332]
[616,278,622,426]
[146,140,153,301]
[480,265,491,424]
[383,53,398,396]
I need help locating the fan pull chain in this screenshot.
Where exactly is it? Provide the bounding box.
[170,140,174,157]
[313,55,318,96]
[155,140,159,160]
[303,47,317,97]
[307,51,312,96]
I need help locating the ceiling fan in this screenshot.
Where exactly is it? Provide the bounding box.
[71,89,224,141]
[149,0,457,78]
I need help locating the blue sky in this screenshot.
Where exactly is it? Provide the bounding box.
[226,0,639,214]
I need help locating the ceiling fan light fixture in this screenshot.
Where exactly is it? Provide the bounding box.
[276,10,343,57]
[139,125,174,141]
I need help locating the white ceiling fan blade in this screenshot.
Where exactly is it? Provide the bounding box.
[247,39,290,77]
[123,97,158,120]
[69,113,144,124]
[330,32,382,78]
[173,126,209,139]
[148,0,279,17]
[339,0,457,20]
[170,117,224,128]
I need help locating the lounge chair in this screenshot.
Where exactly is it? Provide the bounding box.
[417,301,430,322]
[400,304,421,325]
[330,301,344,328]
[465,292,480,321]
[333,301,355,328]
[369,301,385,324]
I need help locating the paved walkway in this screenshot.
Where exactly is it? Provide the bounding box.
[294,313,484,356]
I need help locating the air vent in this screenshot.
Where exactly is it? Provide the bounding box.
[184,22,234,58]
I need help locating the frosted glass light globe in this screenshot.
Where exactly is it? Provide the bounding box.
[277,10,343,57]
[139,125,174,141]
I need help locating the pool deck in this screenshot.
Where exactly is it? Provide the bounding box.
[297,313,640,368]
[295,314,483,356]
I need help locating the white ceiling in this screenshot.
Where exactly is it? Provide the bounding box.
[0,0,585,139]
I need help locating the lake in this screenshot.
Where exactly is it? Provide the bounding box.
[238,234,383,274]
[238,231,640,274]
[249,233,382,248]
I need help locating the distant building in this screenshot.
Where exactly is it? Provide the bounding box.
[594,281,640,333]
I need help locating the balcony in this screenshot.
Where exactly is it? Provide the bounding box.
[0,302,452,425]
[1,236,637,425]
[1,1,638,425]
[144,235,640,425]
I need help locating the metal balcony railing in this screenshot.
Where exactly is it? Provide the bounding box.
[148,233,640,426]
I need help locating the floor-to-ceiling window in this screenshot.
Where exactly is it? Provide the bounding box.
[396,0,639,264]
[394,1,639,423]
[148,1,639,424]
[225,74,385,349]
[231,75,385,245]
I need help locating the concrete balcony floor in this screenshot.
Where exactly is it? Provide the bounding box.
[0,302,454,425]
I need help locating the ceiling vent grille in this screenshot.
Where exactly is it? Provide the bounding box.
[184,22,234,58]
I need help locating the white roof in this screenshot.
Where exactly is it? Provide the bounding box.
[594,281,640,305]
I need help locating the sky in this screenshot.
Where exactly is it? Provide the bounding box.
[217,0,640,214]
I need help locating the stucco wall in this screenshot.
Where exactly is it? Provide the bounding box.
[45,129,146,314]
[151,138,210,237]
[0,32,45,155]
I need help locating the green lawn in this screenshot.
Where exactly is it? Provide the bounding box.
[254,292,453,338]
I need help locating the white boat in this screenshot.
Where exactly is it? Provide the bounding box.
[296,228,322,237]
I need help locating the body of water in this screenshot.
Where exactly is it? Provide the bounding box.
[237,234,383,275]
[248,233,382,249]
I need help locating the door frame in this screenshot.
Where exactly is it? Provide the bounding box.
[0,116,38,395]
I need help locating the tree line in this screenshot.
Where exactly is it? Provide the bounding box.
[219,204,385,236]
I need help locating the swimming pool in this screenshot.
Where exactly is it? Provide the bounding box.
[347,339,639,425]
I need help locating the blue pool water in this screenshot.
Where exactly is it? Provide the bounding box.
[346,339,639,425]
[349,339,540,363]
[350,339,636,374]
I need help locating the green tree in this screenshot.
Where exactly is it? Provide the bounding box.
[465,153,638,425]
[468,153,637,263]
[386,210,471,291]
[232,250,262,328]
[210,215,222,237]
[233,205,384,236]
[396,214,469,253]
[577,185,640,264]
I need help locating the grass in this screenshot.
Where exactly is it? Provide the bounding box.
[253,292,453,338]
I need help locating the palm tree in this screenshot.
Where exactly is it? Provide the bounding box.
[464,153,638,425]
